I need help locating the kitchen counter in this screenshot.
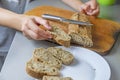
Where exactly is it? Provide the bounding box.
[1,0,120,80]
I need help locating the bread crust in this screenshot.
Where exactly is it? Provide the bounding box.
[26,65,44,79]
[26,59,59,79]
[42,76,72,80]
[68,13,79,34]
[50,26,71,47]
[68,13,93,47]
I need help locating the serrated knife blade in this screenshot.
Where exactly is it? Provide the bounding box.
[42,14,93,26]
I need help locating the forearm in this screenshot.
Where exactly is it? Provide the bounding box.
[0,8,22,31]
[62,0,83,11]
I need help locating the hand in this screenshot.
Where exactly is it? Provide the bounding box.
[19,15,52,40]
[80,0,100,17]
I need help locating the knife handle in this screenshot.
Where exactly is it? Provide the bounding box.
[42,14,63,21]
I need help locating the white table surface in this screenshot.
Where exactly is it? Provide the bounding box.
[1,0,120,80]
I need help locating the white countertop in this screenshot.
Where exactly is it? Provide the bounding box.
[1,0,120,80]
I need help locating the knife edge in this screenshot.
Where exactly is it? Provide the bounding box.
[62,18,93,26]
[42,14,93,26]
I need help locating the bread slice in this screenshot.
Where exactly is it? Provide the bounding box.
[26,59,59,79]
[49,26,71,47]
[33,48,62,69]
[47,47,74,65]
[42,76,72,80]
[68,13,93,47]
[26,47,74,79]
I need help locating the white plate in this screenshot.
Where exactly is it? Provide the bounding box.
[56,46,111,80]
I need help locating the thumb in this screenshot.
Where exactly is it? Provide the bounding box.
[91,4,96,10]
[90,1,97,10]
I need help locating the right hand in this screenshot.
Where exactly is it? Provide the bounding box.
[79,0,100,17]
[19,15,52,40]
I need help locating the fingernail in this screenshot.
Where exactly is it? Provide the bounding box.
[45,24,52,29]
[49,35,52,38]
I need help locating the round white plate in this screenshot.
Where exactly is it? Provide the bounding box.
[57,46,111,80]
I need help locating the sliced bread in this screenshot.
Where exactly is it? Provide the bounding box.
[26,59,59,79]
[33,48,62,69]
[26,47,74,79]
[47,47,74,65]
[68,13,93,47]
[42,76,72,80]
[49,26,71,47]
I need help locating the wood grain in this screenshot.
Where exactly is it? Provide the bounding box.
[25,6,120,55]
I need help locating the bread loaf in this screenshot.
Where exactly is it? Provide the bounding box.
[47,47,74,65]
[68,13,93,47]
[42,76,72,80]
[26,59,59,79]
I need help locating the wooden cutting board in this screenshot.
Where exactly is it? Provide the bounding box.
[25,6,120,55]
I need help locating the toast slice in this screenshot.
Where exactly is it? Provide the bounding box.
[50,26,71,47]
[47,47,74,65]
[68,13,93,47]
[26,59,59,79]
[42,76,72,80]
[33,48,62,69]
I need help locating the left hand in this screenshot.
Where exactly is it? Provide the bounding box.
[19,15,52,40]
[80,0,100,17]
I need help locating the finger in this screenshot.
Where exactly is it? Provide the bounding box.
[90,7,100,16]
[27,20,52,39]
[23,31,32,40]
[79,7,86,14]
[31,16,51,30]
[90,3,97,10]
[27,20,41,34]
[85,3,94,13]
[38,28,52,39]
[81,4,90,12]
[22,24,44,40]
[24,29,47,40]
[26,18,52,39]
[22,26,32,40]
[80,5,87,14]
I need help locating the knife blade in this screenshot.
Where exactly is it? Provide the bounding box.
[42,14,93,26]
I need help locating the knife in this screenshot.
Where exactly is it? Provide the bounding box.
[42,14,93,26]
